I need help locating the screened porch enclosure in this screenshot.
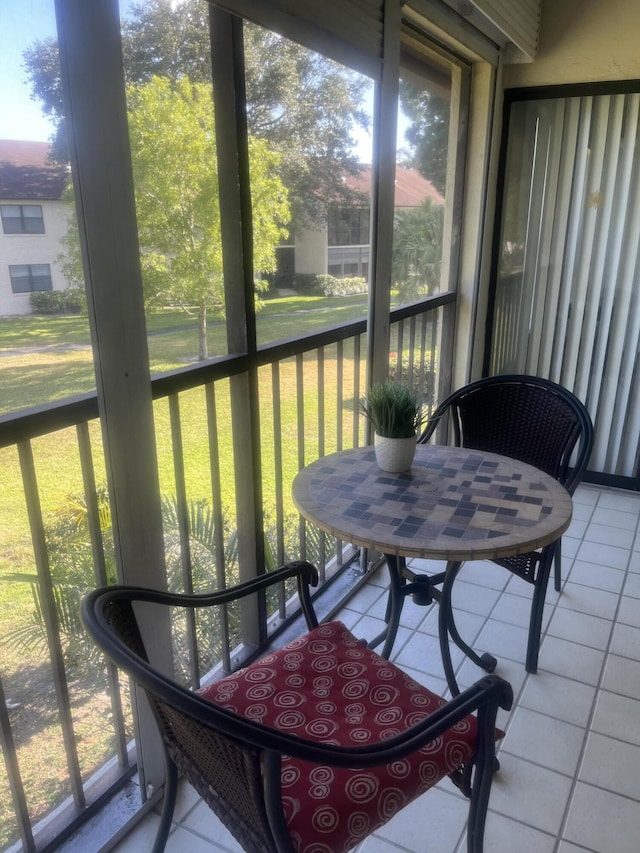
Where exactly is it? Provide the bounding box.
[0,0,478,848]
[0,0,629,847]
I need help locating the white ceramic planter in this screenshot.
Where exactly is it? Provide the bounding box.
[374,432,417,473]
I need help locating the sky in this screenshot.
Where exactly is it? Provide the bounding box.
[0,0,58,141]
[0,0,396,161]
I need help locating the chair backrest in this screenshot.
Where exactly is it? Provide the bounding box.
[85,589,280,853]
[421,375,594,494]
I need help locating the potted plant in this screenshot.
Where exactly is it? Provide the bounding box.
[360,380,426,472]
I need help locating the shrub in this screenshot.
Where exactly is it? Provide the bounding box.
[314,275,367,296]
[0,488,116,673]
[264,272,318,294]
[293,273,324,294]
[263,272,367,297]
[30,289,86,315]
[0,488,315,683]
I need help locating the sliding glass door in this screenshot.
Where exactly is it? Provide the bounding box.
[490,88,640,482]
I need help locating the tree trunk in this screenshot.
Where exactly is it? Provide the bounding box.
[198,302,208,360]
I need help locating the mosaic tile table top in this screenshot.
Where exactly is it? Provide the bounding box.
[292,445,573,562]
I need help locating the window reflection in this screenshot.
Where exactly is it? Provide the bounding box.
[246,21,374,345]
[392,54,452,306]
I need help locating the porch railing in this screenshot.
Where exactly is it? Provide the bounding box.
[0,293,453,852]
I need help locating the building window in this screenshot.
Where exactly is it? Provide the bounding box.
[1,204,45,234]
[327,246,369,280]
[327,207,370,246]
[9,264,53,293]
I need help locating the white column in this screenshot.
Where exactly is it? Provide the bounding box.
[55,0,171,798]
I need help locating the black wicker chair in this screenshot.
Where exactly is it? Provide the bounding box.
[82,561,512,853]
[401,374,592,674]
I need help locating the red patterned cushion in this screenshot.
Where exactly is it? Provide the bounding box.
[198,621,480,853]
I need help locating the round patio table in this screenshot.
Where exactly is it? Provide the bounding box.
[292,444,572,693]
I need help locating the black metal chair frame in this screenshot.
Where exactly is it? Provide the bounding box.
[381,374,593,675]
[82,561,512,853]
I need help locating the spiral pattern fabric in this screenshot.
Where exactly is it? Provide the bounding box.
[198,621,480,853]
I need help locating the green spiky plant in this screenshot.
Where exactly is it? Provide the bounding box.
[0,490,328,680]
[360,380,426,438]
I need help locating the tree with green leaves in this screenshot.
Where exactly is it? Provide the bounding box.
[54,74,290,359]
[398,82,450,196]
[126,75,289,360]
[391,199,444,302]
[23,0,368,227]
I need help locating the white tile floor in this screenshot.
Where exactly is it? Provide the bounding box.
[113,483,640,853]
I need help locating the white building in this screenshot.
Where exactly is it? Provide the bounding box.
[0,140,70,316]
[282,164,445,282]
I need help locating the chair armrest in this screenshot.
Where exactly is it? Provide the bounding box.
[84,559,319,625]
[81,560,319,678]
[218,672,513,769]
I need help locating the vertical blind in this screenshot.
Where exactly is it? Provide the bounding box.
[490,90,640,480]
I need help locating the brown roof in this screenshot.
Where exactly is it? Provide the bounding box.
[0,140,68,201]
[343,164,444,207]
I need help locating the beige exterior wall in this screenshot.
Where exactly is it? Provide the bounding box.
[0,199,70,316]
[503,0,640,89]
[294,225,328,275]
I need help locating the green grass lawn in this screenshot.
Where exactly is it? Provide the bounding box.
[0,293,369,564]
[0,293,369,560]
[0,294,372,599]
[0,295,368,414]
